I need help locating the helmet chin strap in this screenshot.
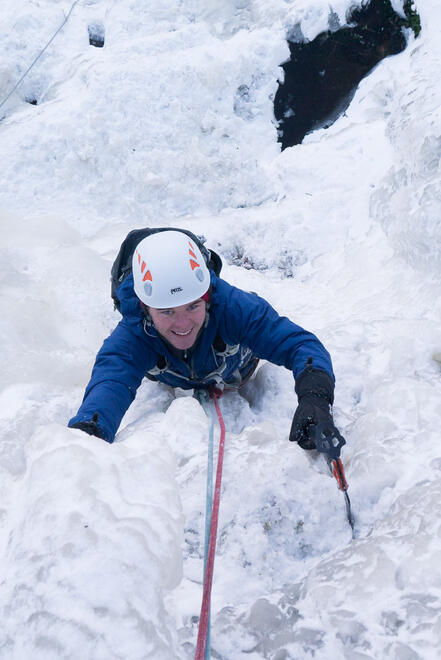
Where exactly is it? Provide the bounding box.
[140,301,153,324]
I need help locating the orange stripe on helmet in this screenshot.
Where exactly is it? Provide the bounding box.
[143,270,152,282]
[189,259,200,271]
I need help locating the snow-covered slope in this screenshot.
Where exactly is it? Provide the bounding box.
[1,1,440,658]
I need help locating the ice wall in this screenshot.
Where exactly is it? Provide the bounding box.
[1,1,440,659]
[370,1,441,271]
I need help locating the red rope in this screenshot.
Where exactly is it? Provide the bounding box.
[194,389,226,660]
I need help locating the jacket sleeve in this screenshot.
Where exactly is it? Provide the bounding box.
[219,284,334,381]
[68,318,154,442]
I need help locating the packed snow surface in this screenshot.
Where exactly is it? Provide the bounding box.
[1,1,441,658]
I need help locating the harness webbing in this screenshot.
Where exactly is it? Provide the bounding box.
[195,389,226,660]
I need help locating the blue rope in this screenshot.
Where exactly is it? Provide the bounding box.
[199,393,215,659]
[0,0,80,112]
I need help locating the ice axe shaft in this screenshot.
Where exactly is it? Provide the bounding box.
[330,457,355,537]
[308,422,356,537]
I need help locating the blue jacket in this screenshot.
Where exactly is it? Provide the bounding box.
[69,272,334,442]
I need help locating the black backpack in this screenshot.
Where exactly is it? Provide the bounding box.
[111,227,223,313]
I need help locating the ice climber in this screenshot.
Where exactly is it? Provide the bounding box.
[68,229,342,449]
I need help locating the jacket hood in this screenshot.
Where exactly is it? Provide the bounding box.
[115,274,143,319]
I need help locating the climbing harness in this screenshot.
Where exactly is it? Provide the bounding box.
[0,0,80,112]
[143,316,257,390]
[194,387,226,660]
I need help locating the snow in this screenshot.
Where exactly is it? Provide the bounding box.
[1,0,441,658]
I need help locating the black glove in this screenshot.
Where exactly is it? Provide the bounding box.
[70,413,106,441]
[290,367,336,450]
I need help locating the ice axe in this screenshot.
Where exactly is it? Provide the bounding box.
[308,421,356,537]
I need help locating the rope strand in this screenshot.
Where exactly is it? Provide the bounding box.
[195,389,226,660]
[200,394,215,658]
[0,0,80,112]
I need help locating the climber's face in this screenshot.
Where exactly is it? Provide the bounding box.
[149,298,206,350]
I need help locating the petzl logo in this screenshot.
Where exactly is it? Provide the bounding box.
[170,287,183,294]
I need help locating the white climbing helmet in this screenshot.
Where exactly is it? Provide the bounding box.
[132,230,210,308]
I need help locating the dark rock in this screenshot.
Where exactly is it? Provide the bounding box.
[88,22,105,48]
[274,0,420,148]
